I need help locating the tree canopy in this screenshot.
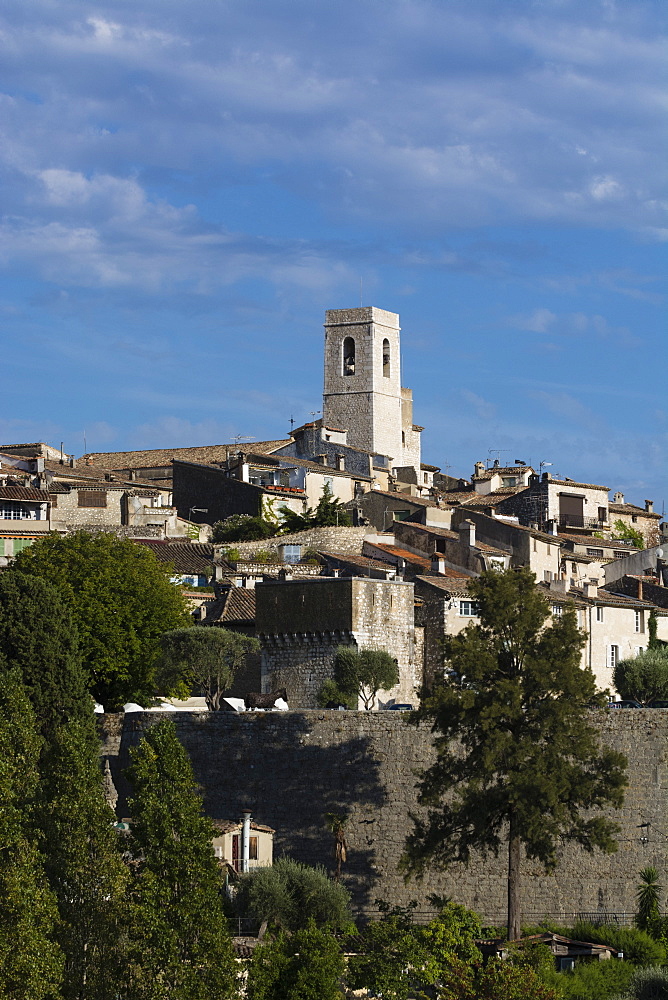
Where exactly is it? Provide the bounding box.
[0,662,64,998]
[614,647,668,705]
[234,857,353,933]
[125,719,237,999]
[212,515,275,543]
[0,572,90,735]
[246,922,345,1000]
[156,627,260,708]
[10,531,191,709]
[330,645,399,710]
[401,566,628,940]
[280,483,352,533]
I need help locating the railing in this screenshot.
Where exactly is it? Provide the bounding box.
[558,515,606,530]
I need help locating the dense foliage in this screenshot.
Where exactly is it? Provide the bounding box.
[125,719,237,999]
[0,572,90,734]
[279,483,352,533]
[402,567,628,939]
[212,515,276,543]
[614,648,668,705]
[11,531,191,709]
[327,645,400,710]
[235,856,353,933]
[156,627,260,707]
[0,663,64,998]
[246,922,345,1000]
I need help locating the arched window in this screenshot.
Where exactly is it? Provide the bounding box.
[382,338,391,378]
[342,337,355,376]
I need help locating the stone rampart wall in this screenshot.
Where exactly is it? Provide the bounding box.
[99,710,668,925]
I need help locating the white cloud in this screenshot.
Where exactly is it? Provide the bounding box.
[508,309,556,334]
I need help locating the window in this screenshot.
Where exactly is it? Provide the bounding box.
[598,507,608,522]
[342,337,355,376]
[636,646,644,656]
[0,504,34,519]
[614,551,629,559]
[78,490,107,508]
[544,570,553,583]
[609,645,619,670]
[552,604,563,617]
[596,606,604,623]
[632,515,638,523]
[459,600,480,617]
[12,539,33,555]
[586,548,604,558]
[382,337,391,378]
[280,544,302,564]
[249,836,258,861]
[635,611,644,633]
[502,477,517,487]
[423,473,428,484]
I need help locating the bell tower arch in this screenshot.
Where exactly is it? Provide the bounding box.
[322,307,420,472]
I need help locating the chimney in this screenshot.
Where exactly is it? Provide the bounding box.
[129,469,137,481]
[645,500,654,513]
[431,552,446,574]
[332,568,341,578]
[613,492,624,504]
[584,580,599,599]
[546,519,558,536]
[336,454,345,471]
[473,461,485,479]
[278,567,293,581]
[542,472,551,481]
[493,458,500,469]
[549,578,570,594]
[637,578,643,600]
[316,454,328,466]
[240,810,252,873]
[459,520,476,548]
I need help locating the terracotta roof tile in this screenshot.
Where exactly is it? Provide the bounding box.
[133,540,215,573]
[80,441,291,469]
[0,485,51,501]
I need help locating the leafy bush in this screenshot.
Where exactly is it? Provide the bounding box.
[611,965,668,999]
[569,922,666,967]
[246,922,345,1000]
[541,959,634,1000]
[234,857,353,933]
[614,649,668,705]
[212,515,275,542]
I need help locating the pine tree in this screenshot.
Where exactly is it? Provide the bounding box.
[0,572,90,735]
[402,567,628,940]
[39,718,129,1000]
[125,719,237,999]
[0,662,64,998]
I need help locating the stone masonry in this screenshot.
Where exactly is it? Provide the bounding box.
[256,576,420,707]
[101,709,668,924]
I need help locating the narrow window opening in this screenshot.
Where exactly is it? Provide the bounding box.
[382,338,391,377]
[342,337,355,376]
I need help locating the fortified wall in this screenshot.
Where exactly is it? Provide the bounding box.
[100,710,668,924]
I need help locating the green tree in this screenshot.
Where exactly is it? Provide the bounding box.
[0,663,64,998]
[418,902,482,976]
[212,515,275,543]
[0,572,90,735]
[333,646,400,710]
[612,966,668,999]
[440,958,561,1000]
[246,921,345,1000]
[125,719,237,999]
[636,867,662,935]
[280,483,352,533]
[156,627,260,708]
[569,921,665,966]
[402,567,628,941]
[235,857,353,933]
[613,520,645,549]
[11,531,191,709]
[39,718,129,1000]
[614,648,668,705]
[347,910,439,1000]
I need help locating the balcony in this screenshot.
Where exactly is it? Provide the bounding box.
[558,515,606,530]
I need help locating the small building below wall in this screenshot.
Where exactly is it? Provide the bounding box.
[212,816,274,873]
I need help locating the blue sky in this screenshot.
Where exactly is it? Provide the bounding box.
[1,0,666,506]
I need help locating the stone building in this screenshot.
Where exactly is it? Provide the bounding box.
[255,576,420,708]
[322,307,422,478]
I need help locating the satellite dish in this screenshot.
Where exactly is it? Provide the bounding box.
[657,549,664,559]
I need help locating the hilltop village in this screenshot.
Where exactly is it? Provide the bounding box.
[2,306,666,707]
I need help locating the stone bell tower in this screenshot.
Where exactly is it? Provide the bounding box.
[322,307,421,473]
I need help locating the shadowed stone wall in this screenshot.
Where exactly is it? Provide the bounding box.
[99,709,668,924]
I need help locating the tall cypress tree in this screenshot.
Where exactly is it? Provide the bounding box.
[402,567,628,940]
[125,719,237,1000]
[0,661,63,998]
[39,717,129,1000]
[0,572,90,734]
